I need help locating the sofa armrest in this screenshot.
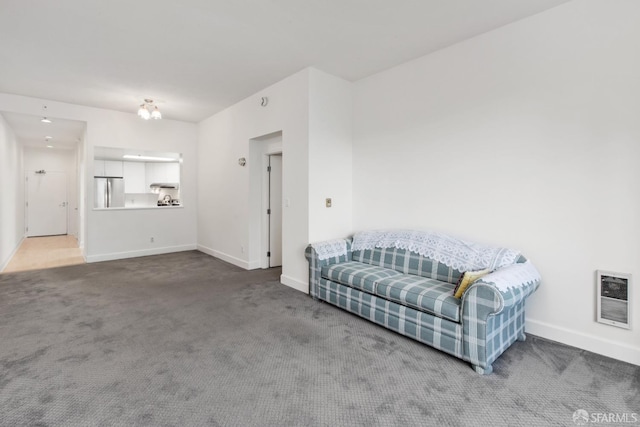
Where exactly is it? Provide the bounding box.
[470,261,541,312]
[461,261,541,372]
[461,261,541,322]
[305,238,352,297]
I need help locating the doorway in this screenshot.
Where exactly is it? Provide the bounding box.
[248,130,282,270]
[0,111,85,272]
[268,154,283,267]
[27,170,68,236]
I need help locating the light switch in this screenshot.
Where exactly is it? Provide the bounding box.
[326,198,332,208]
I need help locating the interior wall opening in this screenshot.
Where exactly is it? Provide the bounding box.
[0,111,86,272]
[248,131,283,270]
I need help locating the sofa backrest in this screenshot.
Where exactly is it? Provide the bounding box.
[352,247,527,284]
[351,230,526,284]
[352,247,464,284]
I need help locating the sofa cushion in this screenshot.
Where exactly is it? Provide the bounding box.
[352,247,464,284]
[374,274,461,322]
[322,262,403,294]
[453,269,490,299]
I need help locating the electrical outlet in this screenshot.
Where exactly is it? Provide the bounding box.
[326,198,332,208]
[150,237,154,243]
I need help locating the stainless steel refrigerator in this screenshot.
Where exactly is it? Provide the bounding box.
[94,177,125,208]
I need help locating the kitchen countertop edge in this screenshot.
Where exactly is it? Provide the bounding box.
[93,206,184,211]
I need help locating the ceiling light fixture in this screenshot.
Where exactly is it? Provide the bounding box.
[137,98,162,120]
[41,117,52,123]
[45,136,53,140]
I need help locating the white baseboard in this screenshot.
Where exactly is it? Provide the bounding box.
[526,319,640,366]
[197,245,251,270]
[247,260,262,270]
[86,244,197,263]
[280,274,308,293]
[1,236,25,272]
[196,248,308,293]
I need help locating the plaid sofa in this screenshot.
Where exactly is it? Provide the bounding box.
[305,234,541,374]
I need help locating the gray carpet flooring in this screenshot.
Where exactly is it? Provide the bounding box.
[0,251,638,426]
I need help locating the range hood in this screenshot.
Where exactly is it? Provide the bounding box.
[149,183,179,190]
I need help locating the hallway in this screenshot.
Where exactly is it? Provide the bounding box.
[2,235,84,273]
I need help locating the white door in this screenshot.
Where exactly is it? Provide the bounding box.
[268,155,283,267]
[27,171,68,237]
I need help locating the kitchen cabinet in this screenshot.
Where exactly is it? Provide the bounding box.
[94,160,105,177]
[145,163,158,188]
[94,159,123,177]
[123,161,146,193]
[104,160,123,178]
[105,160,123,177]
[145,162,180,187]
[166,163,180,183]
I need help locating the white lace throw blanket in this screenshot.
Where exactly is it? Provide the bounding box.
[311,239,348,260]
[351,230,521,272]
[478,261,541,292]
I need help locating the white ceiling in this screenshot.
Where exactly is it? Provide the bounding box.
[1,111,85,150]
[0,0,570,123]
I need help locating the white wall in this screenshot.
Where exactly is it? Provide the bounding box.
[352,0,640,365]
[308,69,353,243]
[85,112,197,262]
[77,127,86,248]
[23,146,77,238]
[197,68,354,292]
[0,113,24,270]
[198,69,310,291]
[0,93,198,263]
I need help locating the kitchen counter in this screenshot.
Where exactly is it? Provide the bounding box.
[93,205,183,211]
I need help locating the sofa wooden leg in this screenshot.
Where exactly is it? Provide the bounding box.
[517,332,526,342]
[472,364,493,375]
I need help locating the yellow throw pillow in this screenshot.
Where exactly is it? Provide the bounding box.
[453,269,490,299]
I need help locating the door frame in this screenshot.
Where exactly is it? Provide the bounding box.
[267,153,284,268]
[249,130,282,270]
[261,150,283,268]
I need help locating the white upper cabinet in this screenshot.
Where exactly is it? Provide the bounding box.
[145,163,158,188]
[95,159,123,177]
[145,162,180,186]
[123,161,146,193]
[104,160,123,177]
[94,159,105,177]
[166,163,180,183]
